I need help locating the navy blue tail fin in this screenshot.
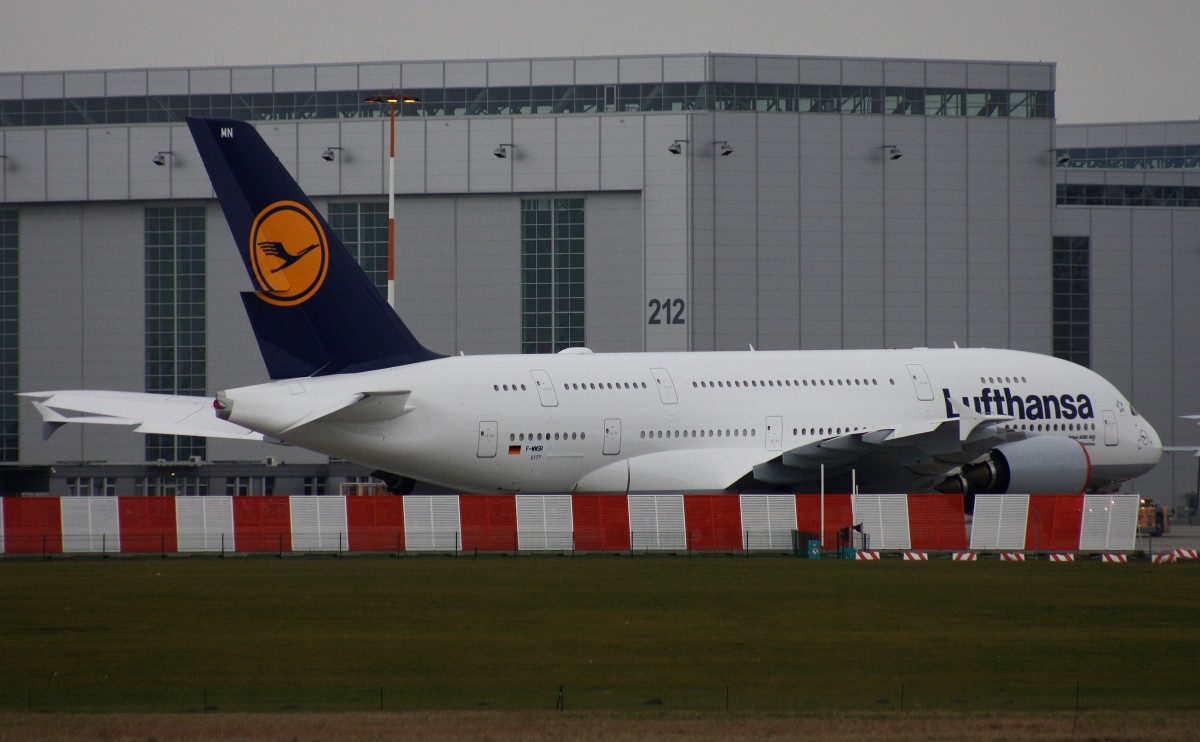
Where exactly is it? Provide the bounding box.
[187,117,441,379]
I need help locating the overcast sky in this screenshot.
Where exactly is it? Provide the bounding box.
[2,0,1197,124]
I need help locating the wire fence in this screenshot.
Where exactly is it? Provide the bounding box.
[0,680,1121,714]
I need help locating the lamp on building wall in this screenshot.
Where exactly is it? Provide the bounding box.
[494,143,514,159]
[668,139,687,154]
[321,147,340,162]
[364,92,422,308]
[1056,152,1071,165]
[152,151,171,166]
[715,141,733,156]
[884,145,903,160]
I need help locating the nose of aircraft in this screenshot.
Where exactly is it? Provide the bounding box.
[1134,414,1164,470]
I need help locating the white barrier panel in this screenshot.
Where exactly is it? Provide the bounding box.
[176,496,234,552]
[853,494,911,550]
[969,494,1029,550]
[1080,494,1138,551]
[516,495,574,551]
[739,494,796,549]
[629,494,686,550]
[61,497,120,553]
[404,495,461,551]
[290,496,348,552]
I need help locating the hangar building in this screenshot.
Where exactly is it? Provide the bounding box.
[0,53,1197,506]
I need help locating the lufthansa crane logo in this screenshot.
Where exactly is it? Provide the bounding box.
[248,201,329,306]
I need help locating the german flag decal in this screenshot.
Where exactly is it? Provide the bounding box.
[508,445,521,455]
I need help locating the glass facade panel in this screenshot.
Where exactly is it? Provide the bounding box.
[521,198,584,354]
[145,206,207,462]
[1056,183,1200,208]
[1056,145,1200,170]
[1052,237,1090,367]
[329,202,388,296]
[0,209,16,462]
[0,80,1056,128]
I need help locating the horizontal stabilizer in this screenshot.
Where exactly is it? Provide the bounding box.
[21,391,263,441]
[279,390,411,434]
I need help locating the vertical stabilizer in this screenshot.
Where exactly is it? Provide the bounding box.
[187,117,441,379]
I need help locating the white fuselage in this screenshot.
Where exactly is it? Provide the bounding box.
[217,347,1162,494]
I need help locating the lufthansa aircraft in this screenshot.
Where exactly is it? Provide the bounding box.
[25,118,1163,499]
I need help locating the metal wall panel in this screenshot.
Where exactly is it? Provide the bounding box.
[231,67,272,93]
[585,192,643,352]
[628,493,685,550]
[599,116,643,191]
[189,68,231,95]
[487,60,531,87]
[273,66,315,93]
[176,496,234,552]
[556,117,600,191]
[296,121,341,195]
[618,57,662,84]
[511,117,556,192]
[345,496,405,552]
[575,58,617,85]
[2,498,62,554]
[46,128,87,201]
[1079,494,1138,551]
[739,493,796,549]
[232,495,292,553]
[516,494,573,550]
[572,495,630,551]
[60,496,119,553]
[118,496,177,553]
[403,495,461,551]
[854,493,911,550]
[316,65,357,91]
[87,128,129,202]
[969,494,1029,550]
[290,495,348,551]
[105,70,147,97]
[468,117,516,193]
[1024,494,1084,551]
[683,494,742,550]
[426,119,469,193]
[445,62,486,88]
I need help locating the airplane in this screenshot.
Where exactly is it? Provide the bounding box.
[24,117,1163,501]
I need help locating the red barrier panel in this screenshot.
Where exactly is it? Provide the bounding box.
[795,494,853,547]
[684,494,742,550]
[118,496,178,553]
[460,495,517,552]
[345,495,406,552]
[572,495,631,551]
[907,494,968,550]
[3,497,63,554]
[1025,494,1084,551]
[232,496,292,553]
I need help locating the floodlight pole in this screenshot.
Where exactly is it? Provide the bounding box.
[365,93,420,308]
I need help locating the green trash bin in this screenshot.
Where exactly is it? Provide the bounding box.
[807,539,822,559]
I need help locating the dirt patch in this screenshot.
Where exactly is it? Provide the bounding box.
[1,710,1197,742]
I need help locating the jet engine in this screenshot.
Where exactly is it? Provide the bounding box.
[936,436,1091,497]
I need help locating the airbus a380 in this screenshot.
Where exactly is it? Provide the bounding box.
[24,118,1163,500]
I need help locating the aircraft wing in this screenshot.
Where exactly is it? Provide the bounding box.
[753,408,1011,490]
[22,390,263,441]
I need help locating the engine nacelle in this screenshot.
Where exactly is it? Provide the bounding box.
[938,436,1091,495]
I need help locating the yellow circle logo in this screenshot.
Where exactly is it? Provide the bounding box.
[248,201,329,306]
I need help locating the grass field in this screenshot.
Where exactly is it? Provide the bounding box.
[2,554,1198,716]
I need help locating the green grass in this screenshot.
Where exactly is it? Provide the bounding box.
[1,555,1197,713]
